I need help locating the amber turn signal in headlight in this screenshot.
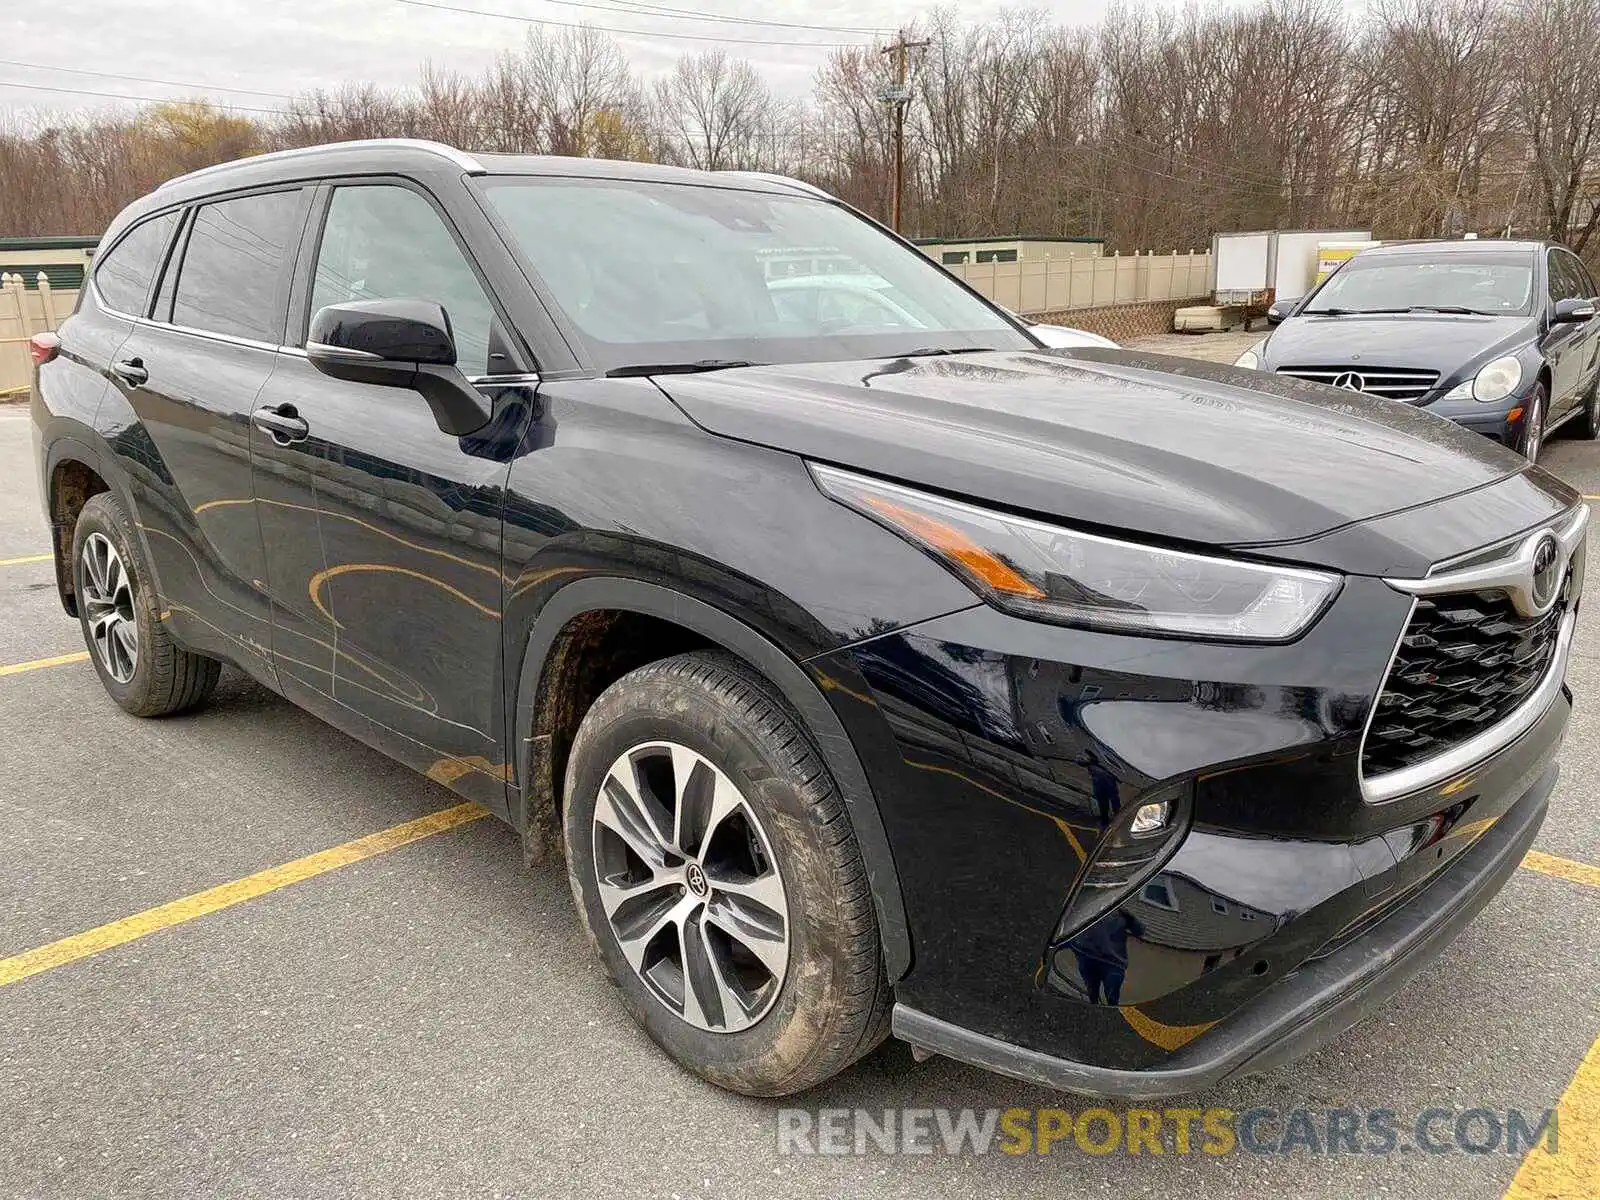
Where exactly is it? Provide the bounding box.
[811,464,1341,642]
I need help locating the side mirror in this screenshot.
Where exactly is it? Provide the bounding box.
[307,299,492,437]
[1553,297,1597,324]
[1266,297,1301,326]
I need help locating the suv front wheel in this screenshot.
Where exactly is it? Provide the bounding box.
[563,650,890,1096]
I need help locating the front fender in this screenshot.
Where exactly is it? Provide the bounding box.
[509,574,913,981]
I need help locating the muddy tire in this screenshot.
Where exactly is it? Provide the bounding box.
[71,491,220,716]
[563,650,891,1096]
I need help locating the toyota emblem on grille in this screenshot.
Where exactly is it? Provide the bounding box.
[1332,371,1364,392]
[1530,533,1563,611]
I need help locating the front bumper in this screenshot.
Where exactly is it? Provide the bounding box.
[893,762,1552,1098]
[1421,389,1536,447]
[806,557,1573,1090]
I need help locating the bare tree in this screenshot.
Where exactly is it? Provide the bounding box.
[1506,0,1600,249]
[654,50,774,171]
[7,0,1597,266]
[520,25,639,157]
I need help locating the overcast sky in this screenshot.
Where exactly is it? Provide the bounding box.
[1,0,1236,120]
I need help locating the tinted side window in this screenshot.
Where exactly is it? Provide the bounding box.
[94,212,179,315]
[1549,251,1584,303]
[309,185,494,375]
[172,190,303,342]
[1560,251,1595,299]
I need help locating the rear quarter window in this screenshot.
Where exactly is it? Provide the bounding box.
[93,212,179,316]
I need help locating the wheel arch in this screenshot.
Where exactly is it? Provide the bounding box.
[43,435,128,617]
[512,575,911,980]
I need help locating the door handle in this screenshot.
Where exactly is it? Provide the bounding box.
[110,357,148,387]
[252,404,310,446]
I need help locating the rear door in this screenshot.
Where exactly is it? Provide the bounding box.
[103,187,308,679]
[251,178,534,811]
[74,211,179,416]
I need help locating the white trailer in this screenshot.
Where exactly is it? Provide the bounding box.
[1210,228,1372,305]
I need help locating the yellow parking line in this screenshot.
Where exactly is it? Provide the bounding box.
[0,650,88,677]
[1521,850,1600,890]
[1503,1036,1600,1199]
[0,802,487,989]
[0,553,51,566]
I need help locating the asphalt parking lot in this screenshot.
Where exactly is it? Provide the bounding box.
[1,392,1597,1199]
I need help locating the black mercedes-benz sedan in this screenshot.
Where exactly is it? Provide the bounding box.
[31,141,1584,1099]
[1238,239,1600,462]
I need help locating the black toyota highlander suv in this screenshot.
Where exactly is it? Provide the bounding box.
[30,140,1584,1098]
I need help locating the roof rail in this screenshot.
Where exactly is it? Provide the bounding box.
[157,138,485,191]
[718,171,833,200]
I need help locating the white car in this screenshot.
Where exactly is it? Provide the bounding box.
[999,306,1118,349]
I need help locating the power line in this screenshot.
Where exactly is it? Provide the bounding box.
[388,0,871,47]
[0,80,293,116]
[546,0,887,35]
[0,59,293,100]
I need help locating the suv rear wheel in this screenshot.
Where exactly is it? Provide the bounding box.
[71,492,220,716]
[563,650,890,1096]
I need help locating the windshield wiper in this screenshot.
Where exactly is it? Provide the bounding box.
[605,359,759,378]
[892,346,997,358]
[1303,305,1500,317]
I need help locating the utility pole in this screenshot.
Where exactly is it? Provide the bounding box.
[878,31,927,234]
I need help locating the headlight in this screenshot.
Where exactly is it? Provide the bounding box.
[811,465,1341,642]
[1234,339,1266,371]
[1442,355,1523,403]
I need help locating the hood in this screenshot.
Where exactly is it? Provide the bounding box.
[659,348,1527,549]
[1262,313,1535,381]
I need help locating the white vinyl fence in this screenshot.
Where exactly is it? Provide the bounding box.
[0,273,77,395]
[946,250,1211,315]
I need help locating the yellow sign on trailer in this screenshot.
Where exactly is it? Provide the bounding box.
[1315,241,1380,283]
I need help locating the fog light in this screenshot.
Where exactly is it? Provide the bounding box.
[1129,801,1171,836]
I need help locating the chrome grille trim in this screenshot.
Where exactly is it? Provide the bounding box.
[1387,505,1587,606]
[1360,608,1573,803]
[1276,365,1440,401]
[1359,505,1587,803]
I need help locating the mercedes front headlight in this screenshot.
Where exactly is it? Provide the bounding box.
[1441,355,1523,403]
[1234,339,1267,371]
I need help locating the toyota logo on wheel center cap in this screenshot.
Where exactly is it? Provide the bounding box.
[685,863,709,897]
[1333,371,1364,392]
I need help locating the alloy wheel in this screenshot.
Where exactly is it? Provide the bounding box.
[1525,400,1544,463]
[81,532,138,683]
[591,740,790,1033]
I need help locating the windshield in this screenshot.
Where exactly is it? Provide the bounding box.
[478,176,1028,371]
[1305,252,1534,316]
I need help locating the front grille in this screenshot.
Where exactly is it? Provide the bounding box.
[1277,365,1440,402]
[1362,587,1566,777]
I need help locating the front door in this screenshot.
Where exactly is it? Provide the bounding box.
[254,180,534,814]
[1543,248,1590,417]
